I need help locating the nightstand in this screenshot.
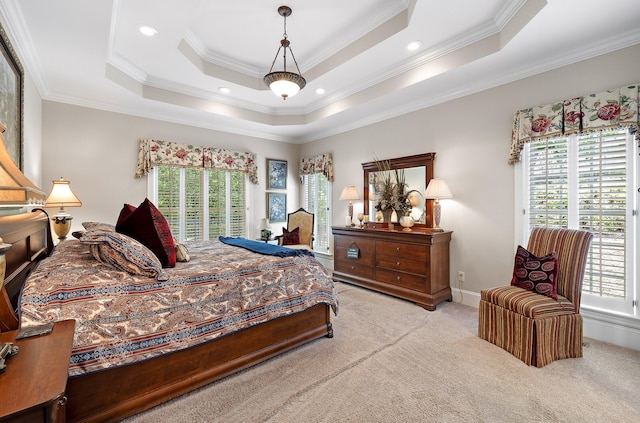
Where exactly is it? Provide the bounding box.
[0,319,75,423]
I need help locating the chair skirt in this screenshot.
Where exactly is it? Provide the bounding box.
[478,299,583,367]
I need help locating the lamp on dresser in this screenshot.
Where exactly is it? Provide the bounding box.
[424,178,452,232]
[45,177,82,240]
[340,185,359,226]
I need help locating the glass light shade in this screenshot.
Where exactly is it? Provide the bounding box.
[270,79,299,98]
[46,178,81,215]
[424,178,453,200]
[340,185,359,201]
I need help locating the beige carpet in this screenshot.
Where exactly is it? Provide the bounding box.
[124,283,640,422]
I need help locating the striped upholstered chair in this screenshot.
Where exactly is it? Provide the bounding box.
[478,227,593,367]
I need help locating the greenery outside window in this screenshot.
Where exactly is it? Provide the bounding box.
[150,166,247,242]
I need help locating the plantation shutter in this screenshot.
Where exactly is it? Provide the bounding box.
[157,167,181,237]
[578,131,627,299]
[229,171,246,237]
[185,168,204,241]
[208,170,226,238]
[527,137,569,228]
[524,129,634,312]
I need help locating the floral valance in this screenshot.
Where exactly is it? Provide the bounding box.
[299,153,334,181]
[135,139,258,184]
[509,83,639,164]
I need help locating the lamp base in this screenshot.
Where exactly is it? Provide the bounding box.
[52,216,73,240]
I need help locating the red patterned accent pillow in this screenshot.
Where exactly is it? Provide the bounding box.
[116,198,176,268]
[116,203,137,227]
[511,245,559,299]
[281,227,300,245]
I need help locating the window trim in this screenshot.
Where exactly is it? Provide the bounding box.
[515,130,638,316]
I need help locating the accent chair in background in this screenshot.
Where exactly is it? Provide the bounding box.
[276,208,314,251]
[478,227,593,367]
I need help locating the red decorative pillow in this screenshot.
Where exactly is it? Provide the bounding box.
[116,203,137,227]
[511,245,559,299]
[281,227,300,245]
[116,198,176,268]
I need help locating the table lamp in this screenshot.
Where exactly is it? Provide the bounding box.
[424,178,452,232]
[46,177,82,240]
[340,185,359,226]
[257,218,272,241]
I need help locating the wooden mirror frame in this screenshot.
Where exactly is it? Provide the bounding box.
[362,153,436,227]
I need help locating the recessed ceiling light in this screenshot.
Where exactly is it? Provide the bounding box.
[407,41,422,51]
[219,87,230,94]
[315,88,325,95]
[139,26,158,37]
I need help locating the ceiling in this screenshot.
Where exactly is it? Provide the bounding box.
[2,0,640,143]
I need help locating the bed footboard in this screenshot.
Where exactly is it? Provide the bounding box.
[66,303,332,423]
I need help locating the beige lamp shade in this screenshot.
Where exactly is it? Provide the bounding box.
[46,177,82,216]
[424,178,453,200]
[0,123,46,206]
[339,185,359,201]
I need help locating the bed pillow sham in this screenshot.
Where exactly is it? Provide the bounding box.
[80,229,169,281]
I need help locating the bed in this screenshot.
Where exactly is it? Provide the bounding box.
[0,210,337,423]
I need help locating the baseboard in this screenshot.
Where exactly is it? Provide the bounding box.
[451,287,640,351]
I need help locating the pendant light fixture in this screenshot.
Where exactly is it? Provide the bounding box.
[263,5,306,100]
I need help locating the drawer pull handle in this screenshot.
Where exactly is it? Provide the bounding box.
[396,276,401,281]
[396,262,401,266]
[396,247,401,252]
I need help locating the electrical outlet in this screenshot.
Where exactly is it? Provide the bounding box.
[457,271,465,283]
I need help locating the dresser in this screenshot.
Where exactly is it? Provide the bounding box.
[332,226,452,310]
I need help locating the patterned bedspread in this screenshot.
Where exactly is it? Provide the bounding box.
[19,240,338,376]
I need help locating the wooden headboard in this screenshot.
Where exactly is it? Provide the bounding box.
[0,209,53,331]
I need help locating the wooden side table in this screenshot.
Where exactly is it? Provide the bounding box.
[0,319,75,423]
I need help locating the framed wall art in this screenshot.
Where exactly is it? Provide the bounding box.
[267,158,287,190]
[0,21,24,170]
[267,192,287,223]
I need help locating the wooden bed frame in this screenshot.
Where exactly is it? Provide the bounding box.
[0,210,334,423]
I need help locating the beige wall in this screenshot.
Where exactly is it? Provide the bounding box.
[301,43,640,299]
[40,103,300,239]
[37,44,640,300]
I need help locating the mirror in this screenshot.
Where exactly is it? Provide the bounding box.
[362,153,435,227]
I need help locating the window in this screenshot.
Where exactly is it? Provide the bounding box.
[152,166,247,242]
[519,129,638,315]
[302,173,332,254]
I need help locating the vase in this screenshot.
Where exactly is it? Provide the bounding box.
[381,209,393,223]
[399,213,415,231]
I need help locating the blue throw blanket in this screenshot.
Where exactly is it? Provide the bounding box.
[218,236,314,257]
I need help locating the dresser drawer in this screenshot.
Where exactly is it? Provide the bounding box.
[376,268,427,292]
[334,259,374,279]
[376,240,427,261]
[335,235,374,265]
[335,235,374,251]
[376,255,427,275]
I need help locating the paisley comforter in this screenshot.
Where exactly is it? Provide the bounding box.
[20,239,338,376]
